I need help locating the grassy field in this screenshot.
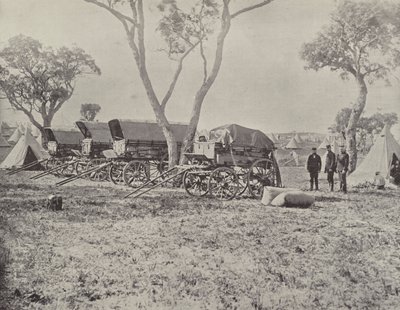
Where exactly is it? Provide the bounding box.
[0,168,400,309]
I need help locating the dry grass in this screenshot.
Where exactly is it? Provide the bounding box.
[0,168,400,309]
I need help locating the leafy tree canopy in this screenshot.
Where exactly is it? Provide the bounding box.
[80,103,102,121]
[0,35,101,131]
[301,0,400,83]
[333,107,398,134]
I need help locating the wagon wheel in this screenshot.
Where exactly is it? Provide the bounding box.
[60,161,76,176]
[74,160,88,176]
[154,154,182,188]
[148,154,168,183]
[123,160,149,188]
[234,166,249,196]
[86,159,108,182]
[183,170,210,197]
[208,167,240,200]
[45,158,63,176]
[247,159,278,199]
[109,161,126,185]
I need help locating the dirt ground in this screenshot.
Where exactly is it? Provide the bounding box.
[0,167,400,309]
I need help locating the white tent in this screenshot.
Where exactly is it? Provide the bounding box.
[0,135,10,148]
[285,137,301,149]
[0,128,49,169]
[294,133,303,144]
[318,135,332,149]
[268,133,279,143]
[391,123,400,143]
[348,125,400,186]
[8,128,22,144]
[31,126,41,138]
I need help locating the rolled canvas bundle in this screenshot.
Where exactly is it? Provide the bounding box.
[262,186,315,208]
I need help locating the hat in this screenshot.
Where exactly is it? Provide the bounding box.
[326,144,331,148]
[311,147,317,150]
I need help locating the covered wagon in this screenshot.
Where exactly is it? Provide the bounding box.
[107,119,188,186]
[182,124,282,200]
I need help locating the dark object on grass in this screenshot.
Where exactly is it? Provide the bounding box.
[47,195,62,211]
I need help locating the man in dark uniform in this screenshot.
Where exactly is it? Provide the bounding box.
[324,144,336,191]
[336,146,349,193]
[306,147,321,190]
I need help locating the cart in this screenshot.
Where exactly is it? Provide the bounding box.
[182,124,282,200]
[75,121,114,181]
[42,128,83,176]
[107,119,188,186]
[124,124,282,201]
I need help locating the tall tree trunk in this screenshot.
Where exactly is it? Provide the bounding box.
[179,87,208,164]
[346,76,368,173]
[178,4,231,164]
[138,71,179,167]
[39,115,52,146]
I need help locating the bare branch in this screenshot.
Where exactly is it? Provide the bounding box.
[83,0,137,25]
[231,0,274,19]
[160,40,202,111]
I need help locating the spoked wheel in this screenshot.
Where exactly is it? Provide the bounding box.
[86,159,108,182]
[45,158,63,176]
[123,160,149,188]
[247,159,279,199]
[74,160,88,176]
[60,161,76,176]
[148,155,168,184]
[234,166,249,196]
[208,167,239,201]
[109,161,126,185]
[183,170,210,197]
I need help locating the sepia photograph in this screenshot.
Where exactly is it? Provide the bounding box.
[0,0,400,309]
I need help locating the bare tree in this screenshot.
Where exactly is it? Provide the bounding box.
[0,35,101,138]
[300,0,400,172]
[83,0,275,166]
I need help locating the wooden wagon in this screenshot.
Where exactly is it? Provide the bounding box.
[107,119,188,186]
[42,128,83,175]
[182,124,282,200]
[75,121,114,180]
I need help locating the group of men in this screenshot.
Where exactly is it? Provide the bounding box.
[306,145,349,193]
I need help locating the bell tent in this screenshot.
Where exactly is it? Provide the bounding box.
[318,135,332,150]
[0,129,49,169]
[285,137,301,149]
[7,128,22,144]
[348,125,400,186]
[268,133,279,144]
[294,133,303,144]
[0,133,10,148]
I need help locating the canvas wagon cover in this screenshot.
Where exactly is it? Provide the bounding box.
[76,121,112,143]
[209,124,274,149]
[109,119,188,143]
[44,128,83,145]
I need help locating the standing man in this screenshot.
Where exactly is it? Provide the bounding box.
[306,147,322,190]
[336,146,349,193]
[324,144,336,191]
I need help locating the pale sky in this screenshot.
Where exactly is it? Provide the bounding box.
[0,0,399,134]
